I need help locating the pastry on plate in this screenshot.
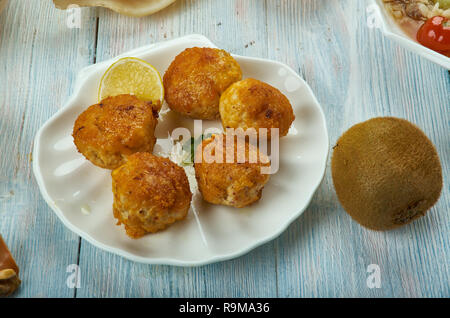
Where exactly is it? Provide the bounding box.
[163,47,242,120]
[0,0,7,13]
[112,152,192,238]
[73,94,160,170]
[219,78,295,138]
[194,134,271,208]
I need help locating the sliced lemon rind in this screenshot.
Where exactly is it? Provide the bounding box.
[98,57,164,103]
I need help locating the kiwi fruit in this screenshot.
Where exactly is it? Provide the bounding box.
[331,117,443,231]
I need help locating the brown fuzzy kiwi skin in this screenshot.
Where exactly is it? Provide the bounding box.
[331,117,443,231]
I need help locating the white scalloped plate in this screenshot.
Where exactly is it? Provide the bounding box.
[373,0,450,69]
[33,34,329,266]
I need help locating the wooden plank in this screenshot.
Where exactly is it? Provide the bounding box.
[76,0,279,298]
[266,0,449,297]
[0,0,97,297]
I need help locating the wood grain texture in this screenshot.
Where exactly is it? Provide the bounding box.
[0,0,448,298]
[0,1,98,297]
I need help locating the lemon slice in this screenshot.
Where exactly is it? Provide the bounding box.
[98,57,164,103]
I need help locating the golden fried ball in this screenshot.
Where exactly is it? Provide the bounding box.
[194,134,271,208]
[163,47,242,120]
[73,94,160,170]
[112,152,192,238]
[219,78,295,138]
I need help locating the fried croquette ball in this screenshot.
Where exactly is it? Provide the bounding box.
[163,47,242,120]
[194,134,271,208]
[219,78,295,138]
[73,94,160,170]
[112,153,192,238]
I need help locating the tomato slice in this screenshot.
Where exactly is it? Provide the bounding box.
[417,16,450,54]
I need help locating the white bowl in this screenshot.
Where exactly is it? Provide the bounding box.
[33,34,329,266]
[373,0,450,69]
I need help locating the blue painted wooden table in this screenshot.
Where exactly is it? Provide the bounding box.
[0,0,448,298]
